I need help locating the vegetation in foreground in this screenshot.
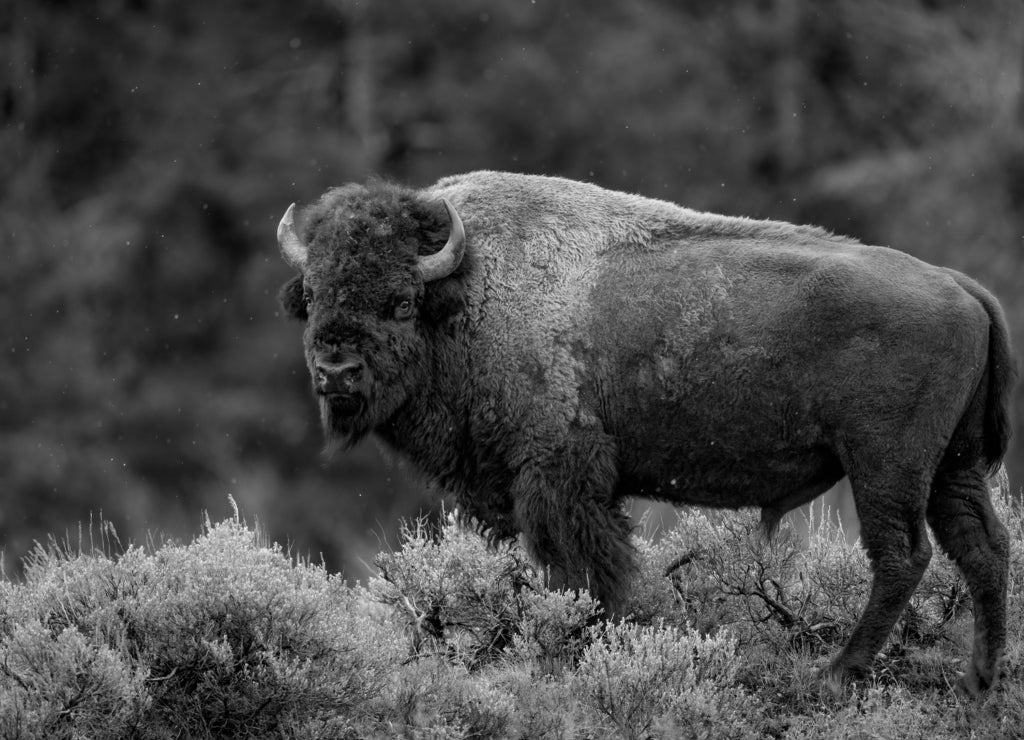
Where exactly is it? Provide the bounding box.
[1,491,1023,739]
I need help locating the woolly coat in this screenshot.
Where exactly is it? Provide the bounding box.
[396,171,1011,528]
[282,170,1014,692]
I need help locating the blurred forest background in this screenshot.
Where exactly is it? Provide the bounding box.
[2,0,1023,579]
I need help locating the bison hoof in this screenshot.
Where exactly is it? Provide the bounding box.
[816,659,869,699]
[956,664,999,698]
[815,665,849,699]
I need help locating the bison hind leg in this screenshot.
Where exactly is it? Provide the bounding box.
[826,464,934,683]
[927,463,1009,695]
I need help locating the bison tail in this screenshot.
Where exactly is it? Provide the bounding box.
[950,272,1017,474]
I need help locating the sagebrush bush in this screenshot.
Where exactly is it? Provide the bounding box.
[630,503,975,660]
[783,685,950,740]
[388,659,516,739]
[0,515,404,739]
[510,586,600,673]
[0,621,150,740]
[2,484,1022,739]
[574,620,757,740]
[126,519,404,737]
[371,511,538,667]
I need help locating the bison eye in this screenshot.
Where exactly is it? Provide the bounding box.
[394,298,414,320]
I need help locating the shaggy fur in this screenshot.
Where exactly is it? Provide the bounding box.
[278,171,1016,693]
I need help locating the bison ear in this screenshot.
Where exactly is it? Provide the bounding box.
[278,275,308,320]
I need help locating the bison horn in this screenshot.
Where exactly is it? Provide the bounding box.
[417,198,466,282]
[277,203,308,270]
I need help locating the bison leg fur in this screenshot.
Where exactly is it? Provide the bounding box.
[512,451,636,616]
[824,474,933,685]
[927,464,1009,696]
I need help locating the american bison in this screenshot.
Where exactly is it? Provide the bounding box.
[276,171,1015,694]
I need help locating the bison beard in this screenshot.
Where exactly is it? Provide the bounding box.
[318,394,369,453]
[276,171,1016,696]
[316,362,412,454]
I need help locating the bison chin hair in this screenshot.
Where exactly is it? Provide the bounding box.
[316,375,414,456]
[318,396,372,455]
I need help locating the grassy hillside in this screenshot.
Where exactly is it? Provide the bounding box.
[1,490,1022,739]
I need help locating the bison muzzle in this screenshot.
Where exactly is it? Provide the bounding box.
[276,171,1016,695]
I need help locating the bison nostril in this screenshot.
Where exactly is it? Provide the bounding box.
[315,364,330,388]
[315,358,365,394]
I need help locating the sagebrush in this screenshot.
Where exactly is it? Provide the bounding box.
[1,492,1022,739]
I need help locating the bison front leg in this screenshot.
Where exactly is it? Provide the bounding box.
[511,435,636,616]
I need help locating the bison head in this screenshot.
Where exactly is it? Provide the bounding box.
[276,183,465,450]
